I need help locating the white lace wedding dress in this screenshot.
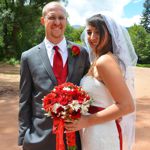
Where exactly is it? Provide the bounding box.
[80,76,120,150]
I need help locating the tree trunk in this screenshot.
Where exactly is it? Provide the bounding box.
[3,23,8,56]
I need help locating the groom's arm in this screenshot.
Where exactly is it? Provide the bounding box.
[18,52,33,145]
[82,47,90,75]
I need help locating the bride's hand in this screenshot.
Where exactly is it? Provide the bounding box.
[64,115,89,132]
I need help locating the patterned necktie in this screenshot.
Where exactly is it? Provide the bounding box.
[53,46,63,84]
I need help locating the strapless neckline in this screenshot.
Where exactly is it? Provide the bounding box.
[80,75,114,108]
[81,75,104,85]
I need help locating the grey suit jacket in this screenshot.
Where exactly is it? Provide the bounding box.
[18,40,90,150]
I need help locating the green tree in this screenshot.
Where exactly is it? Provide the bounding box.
[0,0,63,60]
[140,0,150,33]
[65,23,84,42]
[128,24,150,64]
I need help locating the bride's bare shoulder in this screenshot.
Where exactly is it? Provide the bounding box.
[96,52,118,68]
[96,52,123,82]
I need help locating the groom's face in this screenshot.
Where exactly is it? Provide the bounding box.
[41,4,67,43]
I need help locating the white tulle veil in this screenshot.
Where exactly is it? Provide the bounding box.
[81,13,138,150]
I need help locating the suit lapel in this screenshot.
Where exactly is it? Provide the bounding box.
[38,42,57,85]
[66,41,76,81]
[37,41,76,83]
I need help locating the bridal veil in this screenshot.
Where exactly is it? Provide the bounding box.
[81,13,138,150]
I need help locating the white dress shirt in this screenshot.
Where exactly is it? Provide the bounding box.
[44,37,68,67]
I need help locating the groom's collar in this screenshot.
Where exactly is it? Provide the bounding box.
[44,37,67,53]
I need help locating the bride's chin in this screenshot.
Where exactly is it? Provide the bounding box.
[90,45,96,50]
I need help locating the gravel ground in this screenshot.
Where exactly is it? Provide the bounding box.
[0,64,149,150]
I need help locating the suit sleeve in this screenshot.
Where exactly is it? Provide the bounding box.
[18,52,33,145]
[83,48,90,75]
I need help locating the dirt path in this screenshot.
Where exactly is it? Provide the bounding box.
[0,64,150,150]
[0,64,20,150]
[133,67,150,150]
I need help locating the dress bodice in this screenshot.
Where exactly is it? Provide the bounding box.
[79,76,120,150]
[80,76,115,108]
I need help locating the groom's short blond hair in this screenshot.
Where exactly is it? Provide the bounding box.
[42,2,68,17]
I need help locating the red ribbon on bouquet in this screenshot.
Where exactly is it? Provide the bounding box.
[53,119,65,150]
[53,119,76,150]
[66,132,76,147]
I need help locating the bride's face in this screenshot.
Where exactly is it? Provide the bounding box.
[87,24,109,55]
[86,25,100,50]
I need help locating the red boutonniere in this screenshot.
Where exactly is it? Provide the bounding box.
[71,45,80,56]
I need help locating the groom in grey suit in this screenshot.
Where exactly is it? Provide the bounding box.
[18,2,90,150]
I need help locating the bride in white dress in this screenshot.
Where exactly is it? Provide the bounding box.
[65,14,137,150]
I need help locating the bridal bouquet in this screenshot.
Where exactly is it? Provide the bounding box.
[42,82,92,150]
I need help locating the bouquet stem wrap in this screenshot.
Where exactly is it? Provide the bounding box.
[53,119,65,150]
[66,132,76,149]
[53,119,76,150]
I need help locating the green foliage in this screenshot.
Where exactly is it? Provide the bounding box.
[140,0,150,33]
[137,64,150,68]
[4,57,20,65]
[0,0,59,61]
[128,24,150,64]
[65,24,84,42]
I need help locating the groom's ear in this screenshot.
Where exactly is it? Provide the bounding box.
[40,17,45,26]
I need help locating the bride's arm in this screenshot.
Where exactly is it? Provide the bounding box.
[87,54,135,124]
[65,54,135,131]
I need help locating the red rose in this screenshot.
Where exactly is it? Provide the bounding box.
[71,45,80,56]
[70,109,81,119]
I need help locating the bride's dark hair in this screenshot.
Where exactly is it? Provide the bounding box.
[86,14,113,57]
[86,14,126,77]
